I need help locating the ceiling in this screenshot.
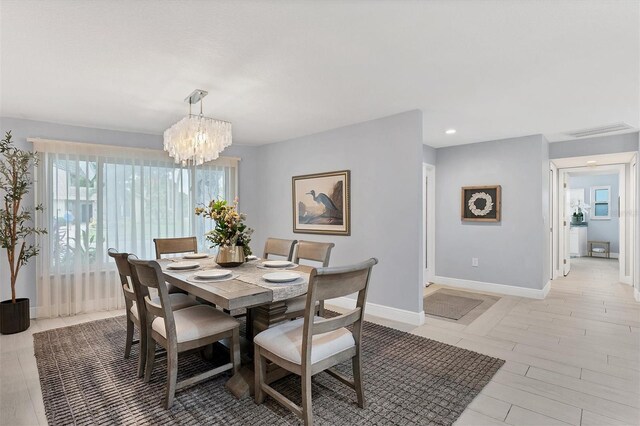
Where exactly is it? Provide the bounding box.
[1,0,638,147]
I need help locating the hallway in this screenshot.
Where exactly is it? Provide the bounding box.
[412,257,639,425]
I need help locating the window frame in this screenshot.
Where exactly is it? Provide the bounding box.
[590,185,611,220]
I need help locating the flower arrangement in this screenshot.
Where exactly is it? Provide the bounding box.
[195,198,253,256]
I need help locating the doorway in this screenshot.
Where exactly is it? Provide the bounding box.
[551,152,637,288]
[423,163,435,286]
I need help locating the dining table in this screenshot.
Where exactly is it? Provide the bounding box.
[158,255,313,398]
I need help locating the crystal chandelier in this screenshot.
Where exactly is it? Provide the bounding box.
[163,89,232,165]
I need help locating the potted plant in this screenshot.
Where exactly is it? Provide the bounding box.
[195,198,253,267]
[0,131,46,334]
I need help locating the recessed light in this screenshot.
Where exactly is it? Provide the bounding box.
[445,129,456,135]
[586,160,597,165]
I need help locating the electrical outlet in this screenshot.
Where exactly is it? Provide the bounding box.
[472,258,479,267]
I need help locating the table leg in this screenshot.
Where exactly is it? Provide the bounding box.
[226,301,291,399]
[251,301,287,338]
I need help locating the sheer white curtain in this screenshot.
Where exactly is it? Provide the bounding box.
[32,139,238,317]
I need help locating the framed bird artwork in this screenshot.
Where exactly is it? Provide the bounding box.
[292,170,351,235]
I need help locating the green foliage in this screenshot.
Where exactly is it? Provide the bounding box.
[195,198,253,256]
[0,131,47,303]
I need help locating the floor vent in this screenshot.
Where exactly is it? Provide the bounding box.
[564,122,633,138]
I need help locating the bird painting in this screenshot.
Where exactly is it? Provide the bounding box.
[299,183,343,224]
[293,170,350,235]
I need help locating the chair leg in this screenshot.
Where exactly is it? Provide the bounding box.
[165,348,178,409]
[144,333,156,383]
[317,300,325,317]
[353,351,365,408]
[254,347,266,404]
[301,371,313,425]
[231,328,240,374]
[137,325,146,378]
[124,318,134,359]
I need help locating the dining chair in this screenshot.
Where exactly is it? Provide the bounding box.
[107,249,139,362]
[154,237,198,294]
[109,249,199,378]
[254,258,378,425]
[154,236,198,258]
[285,240,336,319]
[128,256,241,409]
[263,237,297,261]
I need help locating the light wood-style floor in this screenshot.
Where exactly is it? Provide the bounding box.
[1,257,638,425]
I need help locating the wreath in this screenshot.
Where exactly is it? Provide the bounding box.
[468,192,494,216]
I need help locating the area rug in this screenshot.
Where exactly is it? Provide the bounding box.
[33,315,503,425]
[424,291,484,320]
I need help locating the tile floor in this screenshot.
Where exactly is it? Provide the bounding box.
[1,257,638,425]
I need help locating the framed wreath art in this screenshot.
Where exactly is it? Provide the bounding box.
[461,185,501,222]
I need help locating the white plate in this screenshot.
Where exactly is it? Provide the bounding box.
[194,269,231,279]
[262,260,292,268]
[167,261,200,270]
[183,253,208,259]
[263,271,301,283]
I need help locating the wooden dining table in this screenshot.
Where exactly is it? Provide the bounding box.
[159,256,312,337]
[159,256,313,398]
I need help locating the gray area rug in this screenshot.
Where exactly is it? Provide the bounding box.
[34,315,504,425]
[424,291,484,320]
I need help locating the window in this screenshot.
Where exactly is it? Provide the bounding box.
[32,139,238,317]
[591,186,611,220]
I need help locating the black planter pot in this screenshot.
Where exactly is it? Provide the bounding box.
[0,298,30,334]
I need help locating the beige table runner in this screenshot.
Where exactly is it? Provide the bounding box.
[160,257,309,302]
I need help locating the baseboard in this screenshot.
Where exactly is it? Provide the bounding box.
[433,275,551,299]
[634,287,640,302]
[621,275,633,285]
[326,297,425,326]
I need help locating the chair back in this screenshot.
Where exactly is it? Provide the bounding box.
[108,248,136,311]
[127,256,177,343]
[301,258,378,362]
[293,240,335,267]
[154,237,198,259]
[263,238,297,260]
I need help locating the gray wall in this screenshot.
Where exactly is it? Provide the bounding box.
[435,134,548,290]
[253,110,425,312]
[568,174,620,253]
[637,139,640,293]
[550,132,639,159]
[0,117,261,303]
[422,144,437,165]
[1,112,425,315]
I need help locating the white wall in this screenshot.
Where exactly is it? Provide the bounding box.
[253,110,425,313]
[435,134,548,291]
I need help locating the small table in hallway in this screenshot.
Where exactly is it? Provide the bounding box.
[588,240,610,258]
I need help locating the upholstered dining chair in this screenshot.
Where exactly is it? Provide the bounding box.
[254,258,378,425]
[285,240,336,319]
[128,256,241,409]
[153,237,198,294]
[262,237,297,261]
[109,249,198,378]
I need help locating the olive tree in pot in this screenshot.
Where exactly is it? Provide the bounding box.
[0,131,46,334]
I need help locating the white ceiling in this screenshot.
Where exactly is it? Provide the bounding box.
[1,0,638,147]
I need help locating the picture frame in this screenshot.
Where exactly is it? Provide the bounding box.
[461,185,501,222]
[292,170,351,235]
